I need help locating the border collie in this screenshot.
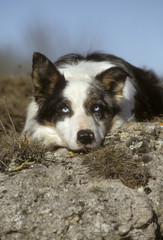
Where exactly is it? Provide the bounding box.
[23,52,163,151]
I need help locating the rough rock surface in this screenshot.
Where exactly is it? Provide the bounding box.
[0,122,163,240]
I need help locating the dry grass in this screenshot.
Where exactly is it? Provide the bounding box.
[83,146,150,189]
[0,75,42,172]
[0,75,48,172]
[0,131,47,173]
[0,75,32,136]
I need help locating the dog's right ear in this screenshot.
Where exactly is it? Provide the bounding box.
[32,52,66,102]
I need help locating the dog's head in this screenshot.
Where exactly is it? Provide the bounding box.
[30,52,130,151]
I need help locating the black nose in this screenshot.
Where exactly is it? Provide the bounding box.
[77,129,94,145]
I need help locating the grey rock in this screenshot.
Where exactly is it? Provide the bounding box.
[0,122,163,240]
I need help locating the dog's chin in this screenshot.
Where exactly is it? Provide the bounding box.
[67,142,102,152]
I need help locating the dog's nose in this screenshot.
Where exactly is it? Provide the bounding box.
[77,129,94,145]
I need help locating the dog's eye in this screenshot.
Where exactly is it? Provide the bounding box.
[91,104,101,112]
[56,101,72,117]
[61,106,70,113]
[94,105,100,112]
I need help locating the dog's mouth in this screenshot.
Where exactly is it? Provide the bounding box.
[68,140,103,152]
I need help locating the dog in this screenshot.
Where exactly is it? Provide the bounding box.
[23,52,163,151]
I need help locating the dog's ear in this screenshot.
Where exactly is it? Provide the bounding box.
[32,52,66,102]
[96,67,129,98]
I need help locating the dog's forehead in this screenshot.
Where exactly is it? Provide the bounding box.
[57,60,116,112]
[59,60,114,109]
[63,80,90,108]
[58,60,115,81]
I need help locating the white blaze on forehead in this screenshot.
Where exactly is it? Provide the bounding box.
[58,60,115,81]
[62,80,93,134]
[63,80,90,110]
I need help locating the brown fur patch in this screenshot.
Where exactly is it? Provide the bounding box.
[113,83,125,102]
[102,77,116,91]
[42,120,55,128]
[86,97,97,109]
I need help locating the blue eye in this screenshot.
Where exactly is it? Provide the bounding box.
[92,104,101,112]
[94,105,100,112]
[62,106,70,113]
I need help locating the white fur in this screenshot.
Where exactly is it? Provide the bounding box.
[58,60,115,81]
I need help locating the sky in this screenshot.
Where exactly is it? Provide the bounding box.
[0,0,163,76]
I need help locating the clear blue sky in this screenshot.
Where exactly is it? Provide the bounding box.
[0,0,163,75]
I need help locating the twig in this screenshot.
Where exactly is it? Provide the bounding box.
[0,159,8,168]
[0,120,8,137]
[0,120,13,146]
[3,96,16,132]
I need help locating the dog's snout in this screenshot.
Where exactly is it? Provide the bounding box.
[77,129,94,145]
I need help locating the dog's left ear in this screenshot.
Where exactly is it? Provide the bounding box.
[32,52,66,102]
[96,67,129,96]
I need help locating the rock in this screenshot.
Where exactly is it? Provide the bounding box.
[0,122,163,240]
